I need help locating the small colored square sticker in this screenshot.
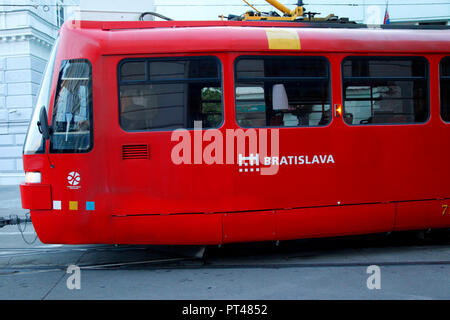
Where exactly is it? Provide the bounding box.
[69,201,78,211]
[86,202,95,211]
[53,201,61,210]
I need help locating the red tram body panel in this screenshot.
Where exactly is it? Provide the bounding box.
[20,20,450,244]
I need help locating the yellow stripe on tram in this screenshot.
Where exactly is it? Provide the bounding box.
[265,28,301,50]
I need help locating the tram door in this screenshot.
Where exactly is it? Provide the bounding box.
[111,56,227,216]
[233,55,336,208]
[44,57,108,224]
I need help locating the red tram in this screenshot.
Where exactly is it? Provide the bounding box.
[20,19,450,245]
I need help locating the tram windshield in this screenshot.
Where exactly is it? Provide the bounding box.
[50,59,93,153]
[23,38,59,154]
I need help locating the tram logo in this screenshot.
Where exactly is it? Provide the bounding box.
[67,171,81,189]
[238,153,335,174]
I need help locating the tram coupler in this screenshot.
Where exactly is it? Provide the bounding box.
[0,214,31,229]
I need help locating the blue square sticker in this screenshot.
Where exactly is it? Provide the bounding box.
[86,202,95,211]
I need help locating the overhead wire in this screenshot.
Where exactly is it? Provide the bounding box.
[153,2,449,6]
[1,2,449,7]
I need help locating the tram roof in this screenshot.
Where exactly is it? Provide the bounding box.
[62,20,450,55]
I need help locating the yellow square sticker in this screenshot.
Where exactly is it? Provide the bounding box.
[265,28,301,50]
[69,201,78,211]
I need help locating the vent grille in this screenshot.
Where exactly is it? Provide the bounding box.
[122,145,149,160]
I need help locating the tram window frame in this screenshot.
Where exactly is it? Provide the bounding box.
[234,55,332,129]
[342,56,430,126]
[440,56,450,123]
[117,56,224,132]
[49,59,94,154]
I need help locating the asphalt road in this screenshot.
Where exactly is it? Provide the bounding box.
[0,186,449,300]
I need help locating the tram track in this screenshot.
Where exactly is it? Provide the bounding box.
[1,261,450,277]
[1,253,449,274]
[0,231,449,274]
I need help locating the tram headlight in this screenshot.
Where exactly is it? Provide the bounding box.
[25,172,41,184]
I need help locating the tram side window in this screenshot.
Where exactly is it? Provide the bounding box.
[50,60,93,153]
[342,57,428,125]
[118,58,223,131]
[440,57,450,122]
[235,57,331,128]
